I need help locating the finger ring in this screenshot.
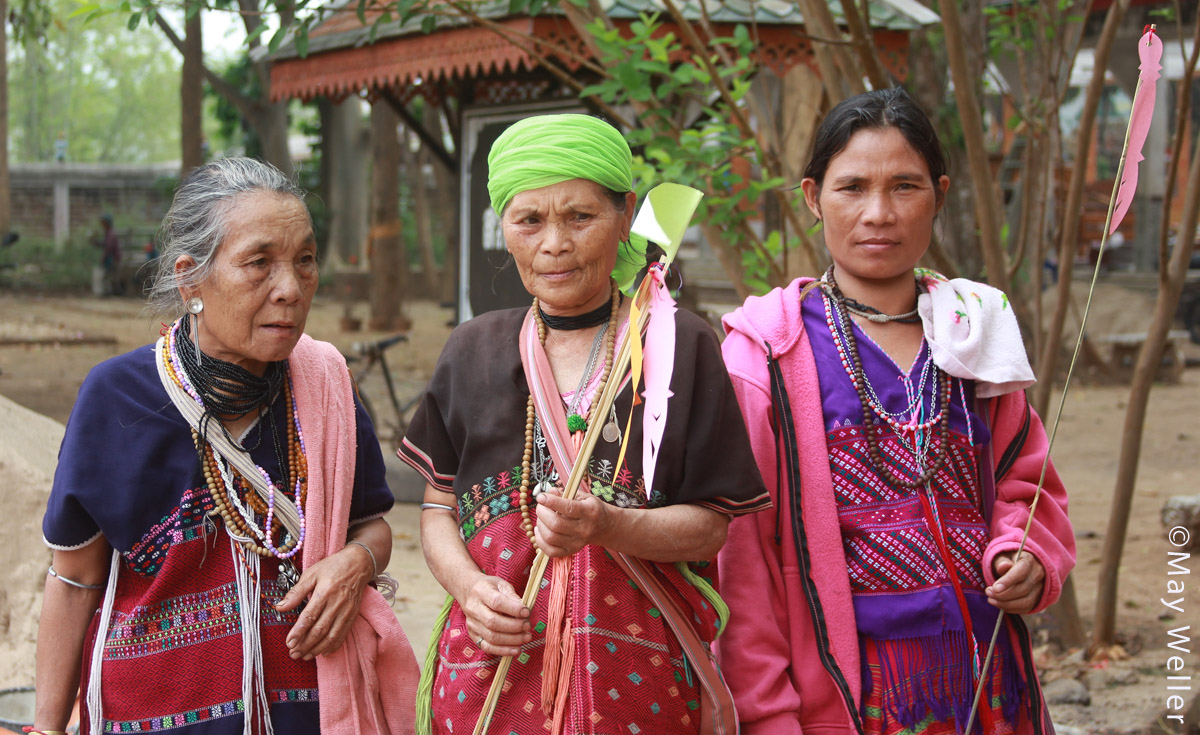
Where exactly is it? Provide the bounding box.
[477,636,485,647]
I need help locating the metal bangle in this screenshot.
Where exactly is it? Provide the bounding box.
[47,565,105,590]
[419,502,455,512]
[346,540,378,578]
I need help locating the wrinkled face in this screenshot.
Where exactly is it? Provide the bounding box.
[801,127,949,290]
[178,191,318,376]
[502,178,636,316]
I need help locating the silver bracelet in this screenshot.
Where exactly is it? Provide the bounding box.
[346,540,378,578]
[420,502,455,512]
[48,565,105,590]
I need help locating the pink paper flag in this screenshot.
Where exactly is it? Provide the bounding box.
[640,267,676,500]
[1110,29,1163,235]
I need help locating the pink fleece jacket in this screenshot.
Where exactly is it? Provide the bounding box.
[714,279,1075,735]
[292,335,420,735]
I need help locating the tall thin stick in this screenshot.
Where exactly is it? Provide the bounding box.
[963,29,1154,731]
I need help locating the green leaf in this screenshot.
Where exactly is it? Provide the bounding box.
[508,0,528,14]
[268,25,287,54]
[69,3,101,18]
[421,14,436,33]
[126,11,140,29]
[356,0,367,25]
[529,0,545,15]
[394,0,416,24]
[184,2,199,20]
[247,22,270,43]
[295,24,309,57]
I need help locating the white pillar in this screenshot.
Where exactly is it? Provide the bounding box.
[53,179,70,249]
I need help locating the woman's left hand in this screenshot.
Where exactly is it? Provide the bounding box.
[534,488,612,557]
[986,551,1045,614]
[276,546,374,660]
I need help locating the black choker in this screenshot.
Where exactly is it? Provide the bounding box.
[538,297,616,331]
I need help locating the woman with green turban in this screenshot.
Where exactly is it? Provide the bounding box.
[399,114,769,734]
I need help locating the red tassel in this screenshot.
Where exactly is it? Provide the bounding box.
[550,616,575,735]
[540,555,572,718]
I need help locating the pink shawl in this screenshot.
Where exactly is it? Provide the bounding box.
[292,334,420,735]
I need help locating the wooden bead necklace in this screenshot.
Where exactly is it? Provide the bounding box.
[517,280,621,543]
[164,320,308,559]
[823,268,951,489]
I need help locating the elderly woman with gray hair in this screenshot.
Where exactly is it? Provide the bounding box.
[32,157,418,735]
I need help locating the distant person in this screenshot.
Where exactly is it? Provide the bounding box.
[716,88,1076,734]
[33,157,419,735]
[54,131,68,163]
[91,213,121,296]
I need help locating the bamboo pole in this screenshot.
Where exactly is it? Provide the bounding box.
[471,267,663,735]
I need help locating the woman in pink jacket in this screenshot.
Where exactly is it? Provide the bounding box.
[716,88,1076,735]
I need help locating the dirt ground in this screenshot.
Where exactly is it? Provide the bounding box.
[0,285,1197,734]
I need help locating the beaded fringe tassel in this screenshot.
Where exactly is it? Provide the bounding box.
[230,532,273,735]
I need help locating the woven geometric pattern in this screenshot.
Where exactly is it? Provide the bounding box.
[828,426,989,593]
[124,486,214,576]
[90,521,318,732]
[432,463,714,734]
[456,456,664,544]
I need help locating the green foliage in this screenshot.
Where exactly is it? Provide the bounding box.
[8,0,183,163]
[207,53,266,158]
[577,12,787,293]
[0,237,100,291]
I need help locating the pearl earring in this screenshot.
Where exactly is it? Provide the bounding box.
[186,297,203,365]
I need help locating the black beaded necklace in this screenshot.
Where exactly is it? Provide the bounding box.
[176,316,291,490]
[537,296,615,331]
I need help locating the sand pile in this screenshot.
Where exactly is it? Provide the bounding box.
[0,392,64,689]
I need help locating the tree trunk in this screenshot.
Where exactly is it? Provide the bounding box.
[409,139,441,298]
[1092,18,1200,655]
[252,99,293,176]
[0,0,10,242]
[937,0,1010,295]
[153,10,294,176]
[368,102,406,331]
[180,10,204,175]
[423,105,459,307]
[323,98,369,267]
[1032,0,1129,417]
[837,0,889,89]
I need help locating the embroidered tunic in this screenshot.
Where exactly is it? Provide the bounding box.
[399,306,770,735]
[43,344,394,734]
[801,293,1020,735]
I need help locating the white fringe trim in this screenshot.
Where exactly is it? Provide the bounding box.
[85,548,121,729]
[42,530,104,552]
[229,532,273,735]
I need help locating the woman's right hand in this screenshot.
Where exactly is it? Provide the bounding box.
[459,573,532,657]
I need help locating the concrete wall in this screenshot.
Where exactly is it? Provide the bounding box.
[11,163,177,244]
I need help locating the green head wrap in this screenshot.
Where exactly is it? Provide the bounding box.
[487,114,648,292]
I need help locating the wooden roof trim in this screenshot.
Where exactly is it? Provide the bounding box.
[270,19,538,102]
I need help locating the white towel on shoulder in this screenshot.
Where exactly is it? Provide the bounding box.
[915,269,1035,398]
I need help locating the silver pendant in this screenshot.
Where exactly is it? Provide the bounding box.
[534,478,554,497]
[278,559,301,593]
[602,420,620,443]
